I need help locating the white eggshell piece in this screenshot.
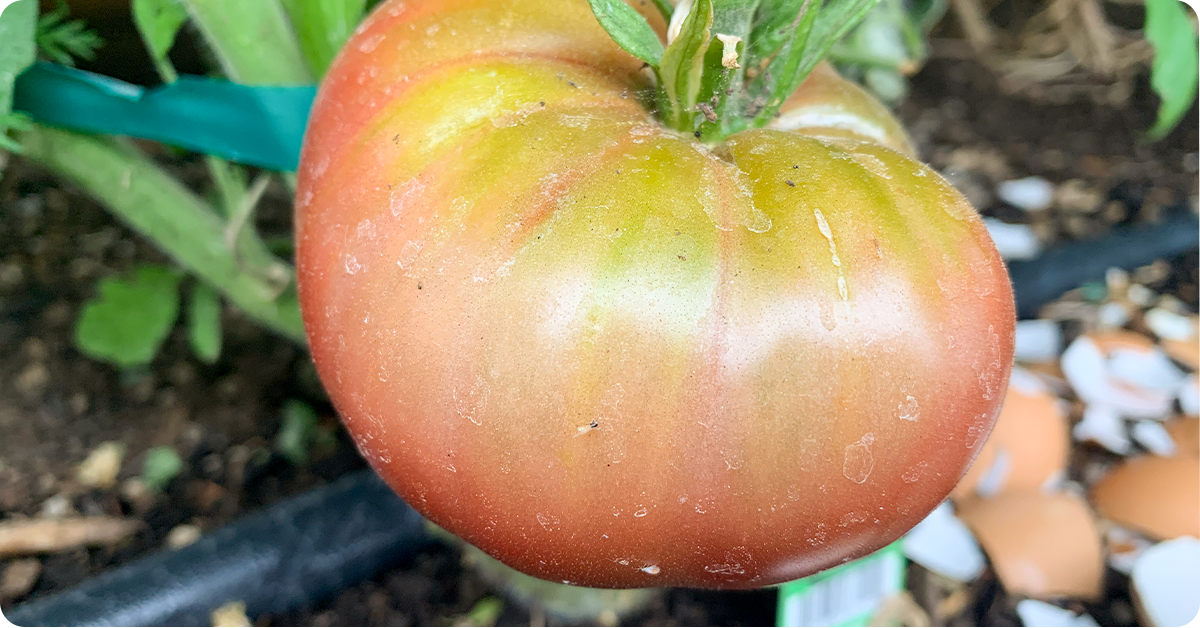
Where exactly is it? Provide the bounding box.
[1145,308,1197,341]
[997,177,1055,212]
[1097,302,1132,329]
[983,219,1041,260]
[1016,600,1099,627]
[1014,320,1061,363]
[902,502,986,582]
[1132,537,1200,628]
[1073,404,1132,454]
[1106,525,1152,576]
[1180,377,1199,418]
[1132,420,1177,457]
[1061,337,1175,419]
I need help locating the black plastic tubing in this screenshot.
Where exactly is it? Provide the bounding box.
[3,471,428,627]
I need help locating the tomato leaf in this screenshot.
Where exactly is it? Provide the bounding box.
[660,0,713,130]
[35,2,103,67]
[75,264,183,369]
[187,280,223,364]
[747,0,880,128]
[132,0,189,81]
[1,0,37,153]
[279,0,368,77]
[1144,0,1198,141]
[587,0,665,67]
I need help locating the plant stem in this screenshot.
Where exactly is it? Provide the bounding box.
[16,124,307,345]
[180,0,312,85]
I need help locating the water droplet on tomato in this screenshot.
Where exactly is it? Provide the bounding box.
[344,254,362,274]
[641,565,661,575]
[898,395,920,421]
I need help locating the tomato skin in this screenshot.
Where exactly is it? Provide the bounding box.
[296,0,1015,589]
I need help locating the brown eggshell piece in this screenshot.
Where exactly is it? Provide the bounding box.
[952,373,1069,500]
[958,491,1104,600]
[1164,418,1200,458]
[1091,455,1200,541]
[1162,338,1199,371]
[1088,330,1158,354]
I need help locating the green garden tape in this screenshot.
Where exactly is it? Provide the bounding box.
[13,63,316,171]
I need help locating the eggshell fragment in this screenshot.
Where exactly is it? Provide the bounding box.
[1061,332,1181,419]
[1091,456,1200,541]
[958,492,1104,600]
[1073,403,1132,455]
[952,369,1070,499]
[1131,537,1200,628]
[1014,320,1061,363]
[1132,420,1177,457]
[1164,418,1199,458]
[1162,339,1199,371]
[1145,309,1197,342]
[1016,600,1099,627]
[1181,375,1199,419]
[902,502,986,582]
[1105,525,1153,575]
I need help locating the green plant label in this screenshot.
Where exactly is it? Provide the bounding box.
[776,542,905,627]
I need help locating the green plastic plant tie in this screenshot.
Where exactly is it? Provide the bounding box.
[13,63,316,171]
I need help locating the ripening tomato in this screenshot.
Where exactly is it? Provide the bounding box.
[296,0,1015,589]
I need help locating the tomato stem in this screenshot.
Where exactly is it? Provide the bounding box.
[591,0,883,140]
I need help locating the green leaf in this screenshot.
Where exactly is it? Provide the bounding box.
[660,0,713,129]
[1144,0,1199,141]
[587,0,665,67]
[748,0,880,127]
[695,0,759,138]
[275,399,318,465]
[132,0,189,82]
[36,2,103,67]
[181,0,313,85]
[1,0,37,152]
[141,445,184,491]
[745,0,807,66]
[280,0,368,77]
[187,281,222,364]
[75,264,183,368]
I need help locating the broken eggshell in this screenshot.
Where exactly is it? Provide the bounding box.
[1164,418,1199,457]
[901,502,986,582]
[1015,599,1099,627]
[952,368,1069,500]
[1091,455,1200,541]
[1061,332,1185,420]
[1131,536,1200,628]
[958,491,1104,600]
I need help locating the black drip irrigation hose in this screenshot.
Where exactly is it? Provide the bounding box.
[4,472,428,627]
[4,209,1197,627]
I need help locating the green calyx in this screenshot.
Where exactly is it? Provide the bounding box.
[588,0,881,141]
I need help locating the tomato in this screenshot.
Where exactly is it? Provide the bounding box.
[296,0,1015,589]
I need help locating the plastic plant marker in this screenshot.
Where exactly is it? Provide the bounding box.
[776,542,906,627]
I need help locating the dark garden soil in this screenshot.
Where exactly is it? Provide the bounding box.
[1,49,1196,626]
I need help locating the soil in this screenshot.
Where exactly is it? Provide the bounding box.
[1,46,1197,627]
